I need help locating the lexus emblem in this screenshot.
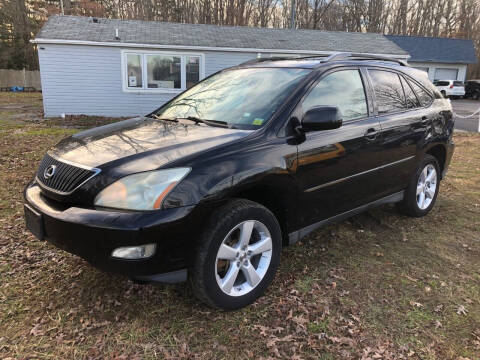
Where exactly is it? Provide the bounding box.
[44,165,57,179]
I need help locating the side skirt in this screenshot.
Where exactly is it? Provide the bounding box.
[288,191,405,245]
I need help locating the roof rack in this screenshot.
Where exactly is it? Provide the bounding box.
[238,52,408,67]
[320,52,408,66]
[238,54,329,67]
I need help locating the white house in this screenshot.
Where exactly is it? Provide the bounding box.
[32,15,410,117]
[32,16,477,118]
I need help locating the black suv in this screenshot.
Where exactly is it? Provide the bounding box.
[24,53,454,309]
[465,80,480,100]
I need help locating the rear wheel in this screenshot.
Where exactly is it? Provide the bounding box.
[189,199,282,310]
[473,91,479,100]
[441,90,447,98]
[397,155,440,217]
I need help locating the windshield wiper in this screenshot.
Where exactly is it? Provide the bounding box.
[183,116,229,128]
[151,114,229,128]
[151,114,178,122]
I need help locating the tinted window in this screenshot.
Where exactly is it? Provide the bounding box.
[369,70,407,114]
[400,76,420,109]
[434,81,450,86]
[302,70,368,121]
[408,80,433,107]
[453,81,464,87]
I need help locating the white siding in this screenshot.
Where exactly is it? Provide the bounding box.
[409,61,467,82]
[38,44,259,117]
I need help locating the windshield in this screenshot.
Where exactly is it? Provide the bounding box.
[154,67,311,129]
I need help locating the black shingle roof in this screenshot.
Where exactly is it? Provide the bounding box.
[386,35,477,64]
[36,15,408,56]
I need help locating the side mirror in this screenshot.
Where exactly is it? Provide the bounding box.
[301,106,343,132]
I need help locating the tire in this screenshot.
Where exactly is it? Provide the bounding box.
[441,90,447,98]
[189,199,282,310]
[473,92,479,100]
[397,155,440,217]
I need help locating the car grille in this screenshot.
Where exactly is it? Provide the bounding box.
[36,154,100,194]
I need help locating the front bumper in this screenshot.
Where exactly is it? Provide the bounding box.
[24,183,200,279]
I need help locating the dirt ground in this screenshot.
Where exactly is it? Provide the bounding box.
[0,93,479,359]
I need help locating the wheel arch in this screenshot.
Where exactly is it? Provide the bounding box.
[229,182,297,246]
[425,144,447,178]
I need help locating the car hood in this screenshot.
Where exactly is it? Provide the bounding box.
[49,117,251,169]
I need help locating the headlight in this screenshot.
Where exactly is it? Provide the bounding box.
[94,168,190,210]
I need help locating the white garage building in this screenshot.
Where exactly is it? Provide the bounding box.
[386,35,477,82]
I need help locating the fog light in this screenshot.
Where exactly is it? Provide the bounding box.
[111,244,156,259]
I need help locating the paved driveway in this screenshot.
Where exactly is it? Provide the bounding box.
[450,98,480,132]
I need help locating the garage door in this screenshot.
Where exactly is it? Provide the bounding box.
[434,68,458,80]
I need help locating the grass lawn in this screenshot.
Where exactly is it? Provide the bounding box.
[0,93,479,359]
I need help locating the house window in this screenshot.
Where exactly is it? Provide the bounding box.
[147,55,181,89]
[126,54,143,88]
[123,51,203,92]
[186,56,200,89]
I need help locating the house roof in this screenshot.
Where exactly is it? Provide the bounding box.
[35,15,408,56]
[386,35,477,64]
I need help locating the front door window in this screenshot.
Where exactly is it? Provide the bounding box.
[302,69,368,121]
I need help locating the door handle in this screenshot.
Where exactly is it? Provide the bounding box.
[364,127,379,141]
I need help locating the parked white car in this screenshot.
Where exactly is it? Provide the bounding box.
[433,80,465,98]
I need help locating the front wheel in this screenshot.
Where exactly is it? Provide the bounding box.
[397,155,440,217]
[189,199,282,310]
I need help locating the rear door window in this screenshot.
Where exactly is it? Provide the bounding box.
[408,80,433,107]
[369,69,407,114]
[400,76,420,109]
[434,81,450,86]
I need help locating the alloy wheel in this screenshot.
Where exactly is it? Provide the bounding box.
[416,164,437,210]
[215,220,272,297]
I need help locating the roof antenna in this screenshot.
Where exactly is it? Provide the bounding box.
[115,28,120,40]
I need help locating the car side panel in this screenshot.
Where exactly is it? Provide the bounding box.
[294,116,385,228]
[419,98,455,171]
[371,75,453,195]
[373,108,423,195]
[163,135,301,233]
